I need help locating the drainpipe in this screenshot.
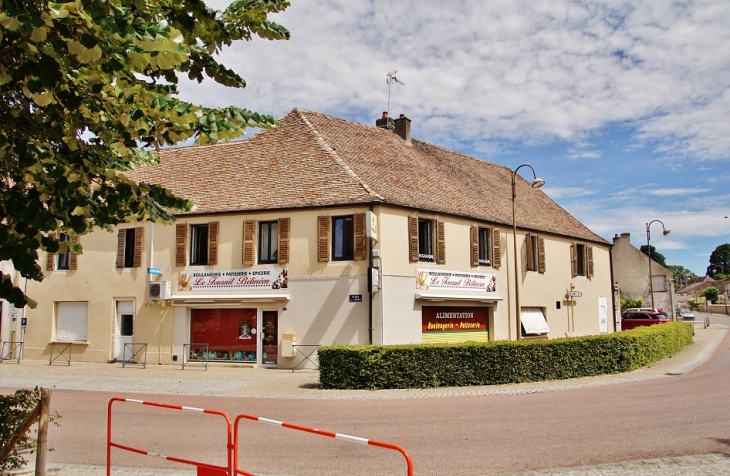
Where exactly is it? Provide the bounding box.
[609,245,618,332]
[368,205,374,344]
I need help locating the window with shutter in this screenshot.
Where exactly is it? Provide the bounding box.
[354,213,366,261]
[116,229,126,269]
[570,244,577,278]
[572,243,591,277]
[117,228,143,268]
[332,215,355,261]
[243,220,255,265]
[318,216,329,262]
[46,233,57,271]
[525,233,534,271]
[133,227,143,268]
[470,226,479,267]
[537,237,545,274]
[436,221,445,265]
[476,227,491,266]
[492,229,501,268]
[258,221,278,264]
[408,216,418,262]
[207,222,219,265]
[176,224,187,267]
[278,217,290,264]
[587,246,594,277]
[418,218,434,262]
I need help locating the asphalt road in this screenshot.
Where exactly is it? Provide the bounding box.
[8,313,730,475]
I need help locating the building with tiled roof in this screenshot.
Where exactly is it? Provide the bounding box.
[21,108,615,367]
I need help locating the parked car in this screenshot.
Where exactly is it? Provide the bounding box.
[621,311,670,330]
[677,308,696,321]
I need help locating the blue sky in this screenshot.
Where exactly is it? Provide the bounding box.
[182,0,730,276]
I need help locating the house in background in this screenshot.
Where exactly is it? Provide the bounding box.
[611,233,675,318]
[21,108,614,367]
[676,276,727,311]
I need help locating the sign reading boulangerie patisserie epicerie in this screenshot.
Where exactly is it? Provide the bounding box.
[178,268,288,291]
[416,269,497,292]
[421,306,488,343]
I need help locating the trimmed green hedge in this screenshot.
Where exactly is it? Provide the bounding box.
[318,322,693,390]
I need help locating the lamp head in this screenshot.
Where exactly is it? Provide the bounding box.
[531,178,545,189]
[663,229,671,236]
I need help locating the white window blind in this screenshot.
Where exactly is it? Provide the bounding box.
[521,307,550,335]
[57,302,88,341]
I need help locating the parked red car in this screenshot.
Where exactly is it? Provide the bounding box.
[621,311,670,330]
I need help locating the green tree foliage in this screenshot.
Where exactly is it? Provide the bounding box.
[706,243,730,279]
[620,297,643,312]
[639,245,667,266]
[0,387,60,472]
[703,286,719,304]
[666,264,698,290]
[666,265,697,281]
[0,0,290,307]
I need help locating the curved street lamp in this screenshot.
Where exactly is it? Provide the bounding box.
[646,220,670,311]
[714,265,728,316]
[512,164,545,340]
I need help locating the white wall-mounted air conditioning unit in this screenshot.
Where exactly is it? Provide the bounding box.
[148,281,171,301]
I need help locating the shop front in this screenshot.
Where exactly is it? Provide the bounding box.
[171,268,289,366]
[189,308,279,365]
[414,268,503,343]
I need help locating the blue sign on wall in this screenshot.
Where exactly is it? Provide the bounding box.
[21,317,27,327]
[147,267,162,275]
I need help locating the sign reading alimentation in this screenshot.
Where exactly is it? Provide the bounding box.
[421,306,489,344]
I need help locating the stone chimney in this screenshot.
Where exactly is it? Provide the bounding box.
[394,114,411,144]
[375,111,395,130]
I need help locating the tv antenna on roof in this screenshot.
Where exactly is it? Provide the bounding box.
[386,70,404,113]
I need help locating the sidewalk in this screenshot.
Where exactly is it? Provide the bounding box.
[1,322,726,400]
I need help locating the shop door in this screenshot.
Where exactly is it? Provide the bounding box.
[116,301,134,362]
[261,311,278,366]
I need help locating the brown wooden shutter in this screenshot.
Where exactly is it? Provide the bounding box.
[69,236,79,270]
[470,226,479,267]
[175,224,187,267]
[408,216,418,262]
[46,232,56,271]
[492,228,501,268]
[242,220,255,266]
[436,220,445,265]
[587,245,594,277]
[116,229,126,269]
[525,233,532,270]
[317,216,329,262]
[354,213,366,261]
[207,221,219,265]
[133,227,143,268]
[537,237,545,274]
[278,217,290,264]
[570,244,577,278]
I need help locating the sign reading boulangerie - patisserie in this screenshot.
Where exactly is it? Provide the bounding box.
[178,268,288,291]
[416,269,496,292]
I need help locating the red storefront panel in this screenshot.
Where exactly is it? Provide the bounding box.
[191,308,258,362]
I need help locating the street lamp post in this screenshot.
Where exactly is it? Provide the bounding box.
[512,164,545,340]
[646,220,670,311]
[713,265,728,316]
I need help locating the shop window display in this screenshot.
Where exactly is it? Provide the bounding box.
[191,308,258,362]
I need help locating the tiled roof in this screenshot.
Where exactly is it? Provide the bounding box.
[128,108,606,244]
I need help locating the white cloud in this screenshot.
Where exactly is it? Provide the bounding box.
[649,188,711,196]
